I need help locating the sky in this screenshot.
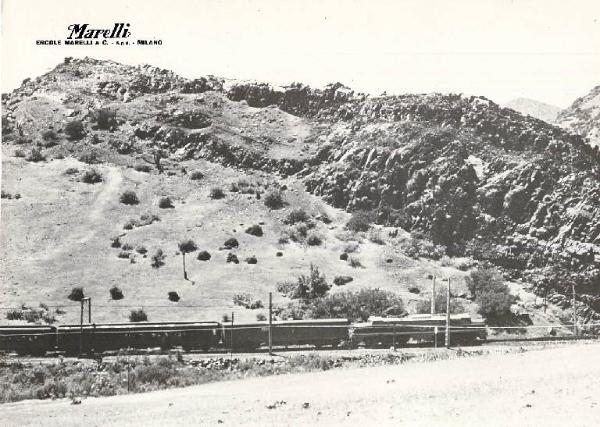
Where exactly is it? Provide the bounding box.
[1,0,599,108]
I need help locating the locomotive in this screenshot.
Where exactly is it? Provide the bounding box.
[0,314,486,356]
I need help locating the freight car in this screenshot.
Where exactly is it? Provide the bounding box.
[351,313,487,347]
[221,319,350,351]
[0,325,56,356]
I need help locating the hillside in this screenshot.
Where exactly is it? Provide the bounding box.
[1,57,599,327]
[557,85,600,149]
[504,98,561,123]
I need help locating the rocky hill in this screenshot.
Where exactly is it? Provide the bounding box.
[504,98,561,123]
[557,85,600,149]
[1,57,599,325]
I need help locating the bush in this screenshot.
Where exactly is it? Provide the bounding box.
[168,292,180,302]
[129,309,148,322]
[286,264,330,300]
[65,167,79,175]
[110,286,124,300]
[120,191,139,205]
[264,191,284,209]
[14,149,25,158]
[118,251,131,259]
[93,108,117,130]
[284,209,310,225]
[26,148,45,162]
[42,130,58,142]
[121,243,133,251]
[190,171,204,180]
[223,238,239,249]
[245,225,263,237]
[307,234,322,246]
[136,245,148,255]
[276,281,297,296]
[408,286,421,294]
[134,164,151,173]
[68,287,84,302]
[333,276,353,286]
[346,211,372,232]
[402,236,446,260]
[226,253,239,264]
[209,187,225,199]
[233,293,263,309]
[78,151,101,164]
[256,313,267,321]
[158,197,174,209]
[229,179,256,194]
[81,169,102,184]
[307,288,405,321]
[246,256,258,264]
[339,253,348,261]
[110,236,122,248]
[151,249,166,268]
[276,251,283,257]
[465,267,516,321]
[197,250,211,261]
[64,120,85,140]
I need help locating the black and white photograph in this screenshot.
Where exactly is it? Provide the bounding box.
[1,0,599,425]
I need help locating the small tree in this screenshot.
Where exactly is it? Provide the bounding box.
[119,190,139,205]
[465,267,516,322]
[151,249,165,268]
[295,264,330,300]
[264,191,284,209]
[68,287,84,302]
[110,286,124,300]
[129,309,148,322]
[178,239,197,279]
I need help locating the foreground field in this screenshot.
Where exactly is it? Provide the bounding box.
[4,341,599,426]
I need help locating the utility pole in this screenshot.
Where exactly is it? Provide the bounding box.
[431,276,436,315]
[268,292,273,356]
[79,298,91,357]
[445,278,451,349]
[572,284,578,336]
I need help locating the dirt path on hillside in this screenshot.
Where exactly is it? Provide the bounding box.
[4,342,600,426]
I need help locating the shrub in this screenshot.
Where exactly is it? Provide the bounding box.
[233,293,263,309]
[278,236,289,244]
[246,256,258,264]
[222,314,231,323]
[158,197,174,209]
[93,108,117,130]
[346,211,372,232]
[118,251,131,259]
[81,169,102,184]
[256,313,267,321]
[68,287,84,302]
[136,245,147,255]
[276,251,283,257]
[284,209,310,225]
[190,171,204,180]
[401,236,446,260]
[368,230,385,245]
[151,249,166,268]
[168,292,180,302]
[307,288,406,321]
[209,187,225,199]
[110,236,122,248]
[348,257,363,268]
[6,309,23,320]
[42,130,58,142]
[264,191,284,209]
[119,191,139,205]
[276,281,297,296]
[339,253,348,261]
[333,276,353,286]
[226,253,239,264]
[229,179,256,194]
[64,120,85,140]
[14,149,25,158]
[223,238,239,249]
[65,167,79,175]
[197,250,211,261]
[134,164,151,173]
[287,264,330,300]
[121,243,133,251]
[110,286,124,300]
[26,148,45,162]
[245,225,263,237]
[408,286,421,294]
[307,234,322,246]
[78,151,101,164]
[129,309,148,322]
[415,293,465,315]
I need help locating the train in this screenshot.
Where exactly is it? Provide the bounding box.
[0,314,487,356]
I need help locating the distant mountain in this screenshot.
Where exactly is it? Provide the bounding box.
[556,85,600,148]
[504,98,561,123]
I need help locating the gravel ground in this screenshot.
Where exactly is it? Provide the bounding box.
[3,341,600,426]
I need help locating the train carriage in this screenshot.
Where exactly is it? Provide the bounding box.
[0,325,56,356]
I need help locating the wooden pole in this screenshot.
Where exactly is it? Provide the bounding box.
[268,292,273,356]
[431,276,436,315]
[79,299,84,357]
[572,284,577,336]
[230,312,234,357]
[88,298,91,323]
[445,278,451,349]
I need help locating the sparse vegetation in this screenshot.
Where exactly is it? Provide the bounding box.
[197,250,211,261]
[64,119,85,140]
[81,169,102,184]
[158,197,174,209]
[401,235,446,260]
[120,190,139,205]
[264,191,284,209]
[245,224,263,237]
[123,213,160,230]
[233,293,264,309]
[129,309,148,322]
[110,286,124,300]
[68,287,84,302]
[5,304,56,324]
[209,187,225,199]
